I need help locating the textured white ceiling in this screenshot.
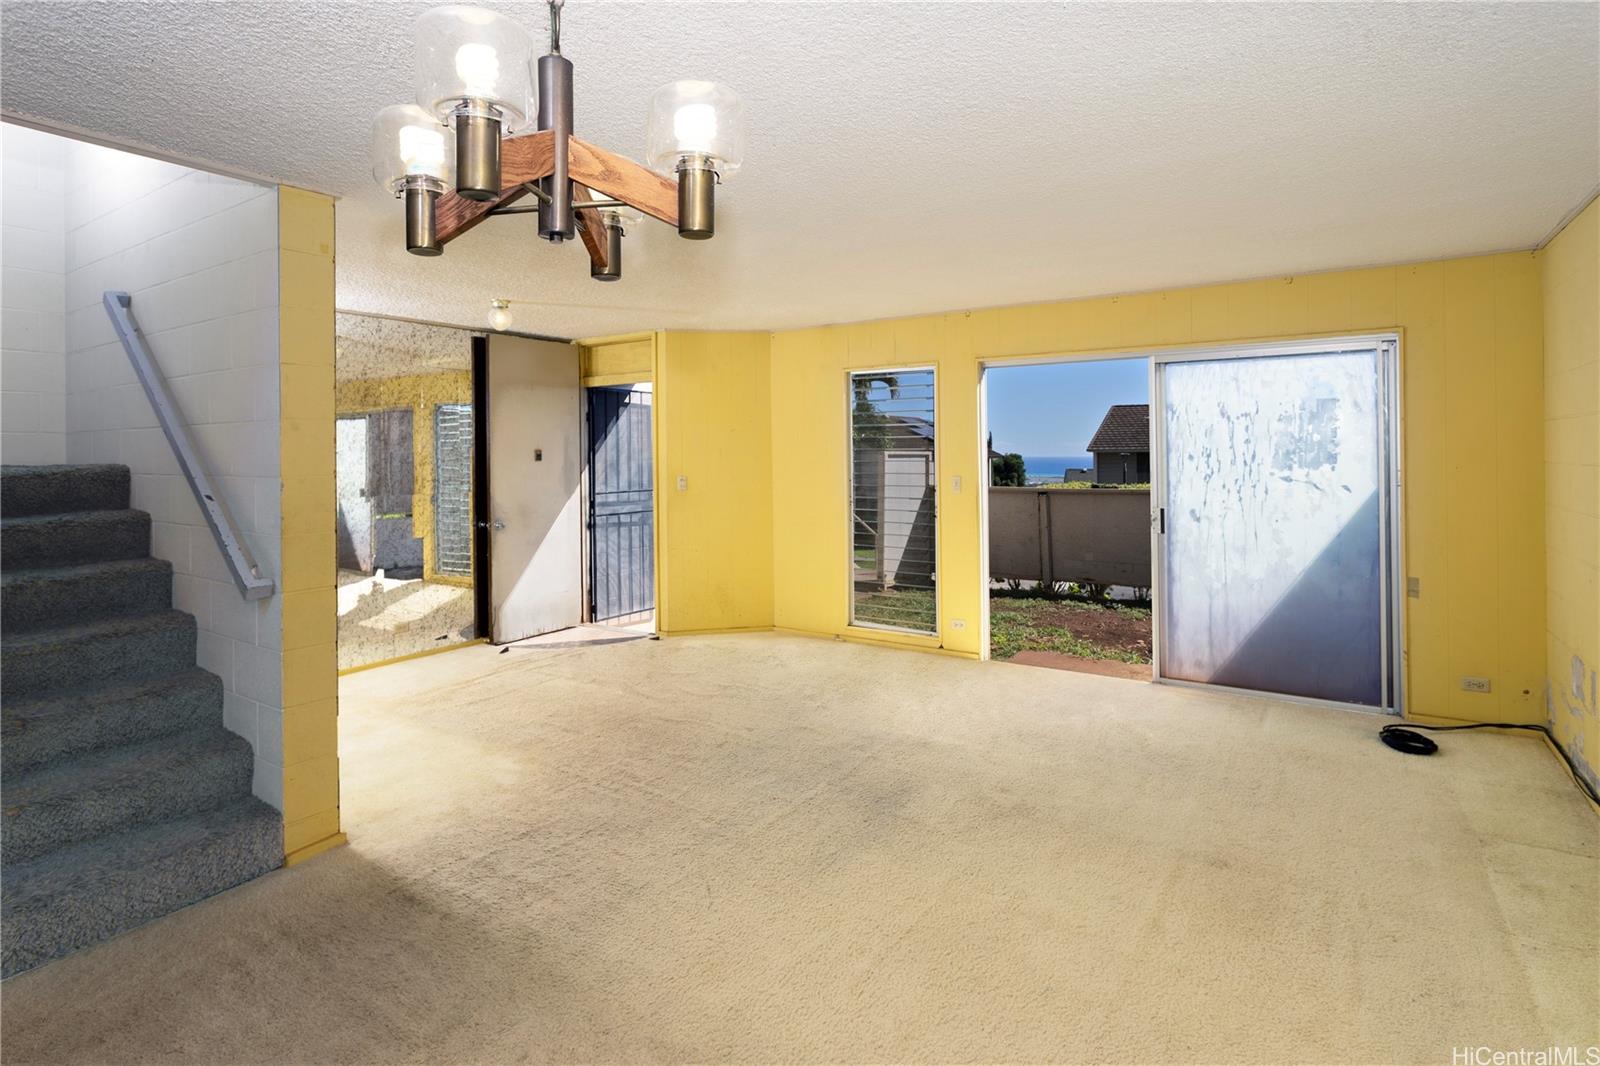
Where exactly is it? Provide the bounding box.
[3,2,1596,339]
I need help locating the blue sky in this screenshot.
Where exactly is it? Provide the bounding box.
[987,358,1150,456]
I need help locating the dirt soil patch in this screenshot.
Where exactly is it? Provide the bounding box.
[989,593,1152,663]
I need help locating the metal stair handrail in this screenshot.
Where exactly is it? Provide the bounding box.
[102,291,275,601]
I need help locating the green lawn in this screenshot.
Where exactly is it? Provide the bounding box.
[988,591,1152,663]
[851,586,1152,663]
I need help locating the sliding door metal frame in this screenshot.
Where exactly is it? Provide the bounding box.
[1149,333,1403,716]
[845,364,940,638]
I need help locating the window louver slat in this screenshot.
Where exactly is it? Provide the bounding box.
[849,368,937,634]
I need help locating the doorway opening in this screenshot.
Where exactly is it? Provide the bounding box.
[981,336,1403,713]
[585,383,655,632]
[983,357,1154,678]
[473,335,657,652]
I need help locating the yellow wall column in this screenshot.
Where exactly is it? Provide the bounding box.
[1539,198,1600,787]
[655,330,775,633]
[278,186,345,864]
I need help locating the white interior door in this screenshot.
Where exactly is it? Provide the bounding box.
[486,334,582,643]
[1154,339,1398,710]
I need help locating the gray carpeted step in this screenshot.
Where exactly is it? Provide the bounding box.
[1,610,196,698]
[0,464,129,518]
[1,796,282,977]
[1,509,151,569]
[2,557,173,634]
[2,727,255,865]
[3,669,224,777]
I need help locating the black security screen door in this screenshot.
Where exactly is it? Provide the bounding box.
[588,386,655,622]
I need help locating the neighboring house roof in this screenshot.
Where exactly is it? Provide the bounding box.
[883,414,935,447]
[1086,404,1150,453]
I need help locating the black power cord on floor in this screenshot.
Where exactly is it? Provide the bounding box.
[1379,721,1600,807]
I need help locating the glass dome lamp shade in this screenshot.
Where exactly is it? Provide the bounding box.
[415,5,535,201]
[372,104,453,256]
[644,81,746,177]
[488,299,513,331]
[414,5,534,125]
[371,104,452,193]
[596,199,643,228]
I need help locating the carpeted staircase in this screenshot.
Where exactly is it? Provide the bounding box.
[2,464,281,977]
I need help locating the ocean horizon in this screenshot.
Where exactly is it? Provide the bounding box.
[1016,454,1093,476]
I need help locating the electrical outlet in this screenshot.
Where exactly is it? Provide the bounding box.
[676,475,687,492]
[1407,577,1420,598]
[1460,676,1491,694]
[950,619,966,631]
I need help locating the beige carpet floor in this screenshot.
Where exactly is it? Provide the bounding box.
[3,633,1596,1064]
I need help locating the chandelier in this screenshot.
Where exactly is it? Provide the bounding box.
[371,1,744,283]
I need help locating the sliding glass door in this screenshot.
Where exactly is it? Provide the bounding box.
[1154,339,1399,710]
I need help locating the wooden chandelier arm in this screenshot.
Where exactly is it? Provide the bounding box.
[434,130,557,244]
[434,131,679,247]
[572,184,610,275]
[567,137,679,228]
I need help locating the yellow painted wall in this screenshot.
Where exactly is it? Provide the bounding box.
[767,253,1547,723]
[1539,199,1600,786]
[654,330,775,633]
[277,187,345,864]
[335,370,474,587]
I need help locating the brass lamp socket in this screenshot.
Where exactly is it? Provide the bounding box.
[676,154,717,240]
[454,103,502,202]
[404,183,443,256]
[591,216,625,281]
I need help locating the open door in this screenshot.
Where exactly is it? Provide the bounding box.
[484,334,582,643]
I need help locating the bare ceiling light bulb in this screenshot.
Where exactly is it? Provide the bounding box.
[488,299,513,331]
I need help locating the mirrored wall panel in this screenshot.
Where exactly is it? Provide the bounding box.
[335,314,478,669]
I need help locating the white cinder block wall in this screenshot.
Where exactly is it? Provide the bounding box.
[58,137,286,810]
[1,125,68,464]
